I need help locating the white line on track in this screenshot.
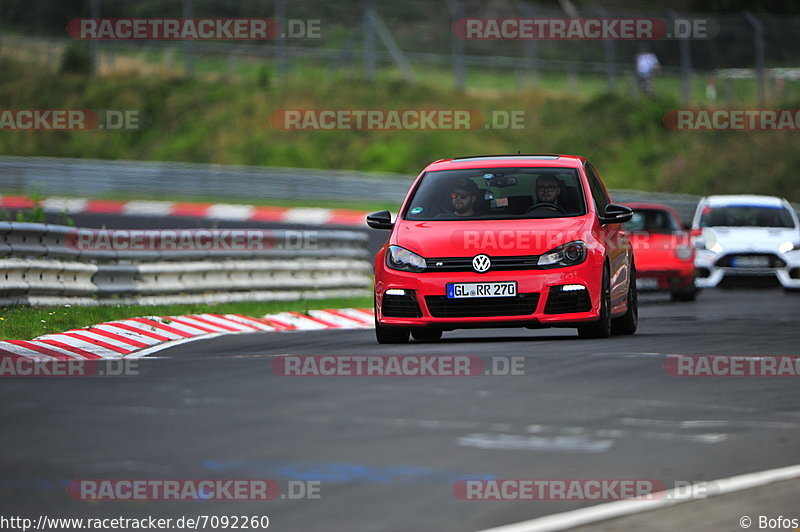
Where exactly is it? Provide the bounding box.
[473,463,800,532]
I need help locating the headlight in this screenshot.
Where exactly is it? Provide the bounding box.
[386,245,427,272]
[537,241,587,268]
[778,241,800,254]
[675,245,693,260]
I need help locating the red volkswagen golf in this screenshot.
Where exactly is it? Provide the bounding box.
[367,154,637,343]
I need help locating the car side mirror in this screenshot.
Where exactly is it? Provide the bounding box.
[366,210,394,230]
[599,204,633,225]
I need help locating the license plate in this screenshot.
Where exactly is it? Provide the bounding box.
[732,256,770,268]
[446,281,517,298]
[636,278,659,290]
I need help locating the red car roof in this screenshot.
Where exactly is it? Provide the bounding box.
[425,154,586,171]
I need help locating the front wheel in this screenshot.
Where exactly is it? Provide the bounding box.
[612,265,638,335]
[578,267,612,339]
[375,320,410,344]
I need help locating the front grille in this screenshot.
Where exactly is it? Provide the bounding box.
[424,293,539,318]
[382,293,421,318]
[715,253,785,268]
[544,286,592,314]
[791,268,800,280]
[425,255,541,272]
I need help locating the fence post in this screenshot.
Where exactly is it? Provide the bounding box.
[274,0,287,79]
[594,7,615,93]
[367,7,415,83]
[667,9,692,105]
[182,0,194,77]
[744,11,765,106]
[362,1,376,81]
[90,0,100,75]
[445,0,466,92]
[516,0,539,83]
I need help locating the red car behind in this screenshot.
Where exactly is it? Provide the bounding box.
[622,202,697,301]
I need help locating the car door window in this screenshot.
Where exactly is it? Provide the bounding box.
[585,163,610,214]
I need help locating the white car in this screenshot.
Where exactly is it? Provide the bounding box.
[691,195,800,291]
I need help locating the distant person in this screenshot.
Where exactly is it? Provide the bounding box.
[446,179,479,217]
[636,45,660,95]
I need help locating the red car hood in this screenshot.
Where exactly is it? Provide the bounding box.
[393,217,592,257]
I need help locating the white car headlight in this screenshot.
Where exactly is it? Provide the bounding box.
[778,241,800,254]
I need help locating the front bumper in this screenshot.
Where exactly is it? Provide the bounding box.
[636,268,695,292]
[695,250,800,289]
[375,263,602,328]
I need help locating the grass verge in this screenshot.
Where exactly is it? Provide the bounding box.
[0,296,373,341]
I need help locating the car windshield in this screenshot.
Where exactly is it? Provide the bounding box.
[699,205,796,228]
[625,209,682,234]
[403,168,586,221]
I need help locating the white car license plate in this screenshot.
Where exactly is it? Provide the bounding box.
[732,256,770,268]
[446,281,517,298]
[636,278,659,290]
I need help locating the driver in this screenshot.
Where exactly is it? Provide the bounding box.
[535,175,562,205]
[447,179,479,217]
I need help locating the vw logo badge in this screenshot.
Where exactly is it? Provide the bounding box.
[472,254,491,273]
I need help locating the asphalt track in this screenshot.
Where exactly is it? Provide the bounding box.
[2,287,800,531]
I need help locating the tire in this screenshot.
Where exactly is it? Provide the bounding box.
[411,329,443,341]
[375,320,410,344]
[578,266,612,339]
[374,297,409,344]
[612,264,638,335]
[670,287,697,301]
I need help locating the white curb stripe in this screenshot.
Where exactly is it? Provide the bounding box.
[266,312,330,330]
[167,316,228,333]
[121,201,174,216]
[1,308,374,360]
[222,314,278,332]
[308,309,370,328]
[284,207,333,225]
[473,464,800,532]
[2,195,370,227]
[41,197,89,212]
[91,324,167,345]
[109,320,183,341]
[0,342,56,360]
[37,334,121,358]
[195,314,260,331]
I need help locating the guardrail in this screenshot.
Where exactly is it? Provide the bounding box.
[0,222,372,306]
